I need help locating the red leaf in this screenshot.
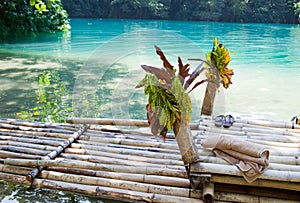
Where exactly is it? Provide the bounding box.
[154,46,174,74]
[187,79,210,93]
[178,57,190,85]
[184,62,205,90]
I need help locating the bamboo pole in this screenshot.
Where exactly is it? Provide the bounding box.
[211,174,300,192]
[172,119,200,166]
[0,145,50,156]
[39,170,199,198]
[190,162,300,182]
[59,153,185,170]
[26,125,88,182]
[0,132,66,142]
[0,136,64,146]
[240,119,300,130]
[219,117,300,130]
[70,143,183,160]
[195,130,300,144]
[0,150,42,159]
[0,172,203,203]
[214,191,300,203]
[67,118,150,126]
[198,122,300,137]
[76,140,182,155]
[197,123,300,136]
[0,141,57,151]
[0,123,75,134]
[199,115,300,130]
[0,118,76,130]
[63,148,183,166]
[0,163,33,175]
[215,181,300,201]
[203,182,214,203]
[82,130,175,144]
[66,118,199,130]
[198,155,300,172]
[216,183,300,202]
[0,129,74,139]
[78,136,180,150]
[48,166,190,187]
[195,135,300,150]
[4,158,188,178]
[201,81,218,116]
[197,124,300,139]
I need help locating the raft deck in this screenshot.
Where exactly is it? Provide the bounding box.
[0,116,299,202]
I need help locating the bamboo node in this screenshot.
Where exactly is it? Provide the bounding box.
[189,172,211,191]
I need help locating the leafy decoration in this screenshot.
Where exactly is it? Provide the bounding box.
[137,38,234,141]
[136,46,205,141]
[206,37,234,89]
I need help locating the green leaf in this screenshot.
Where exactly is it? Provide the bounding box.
[35,3,40,10]
[30,0,36,6]
[53,108,58,114]
[47,0,51,8]
[33,111,41,116]
[44,77,50,86]
[41,4,46,11]
[135,76,147,88]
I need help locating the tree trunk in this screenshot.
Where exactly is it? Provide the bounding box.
[201,81,218,116]
[173,119,200,166]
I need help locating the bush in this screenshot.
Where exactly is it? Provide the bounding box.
[0,0,70,41]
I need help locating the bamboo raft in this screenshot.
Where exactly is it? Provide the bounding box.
[0,116,299,202]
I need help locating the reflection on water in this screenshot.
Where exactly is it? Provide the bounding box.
[0,181,120,203]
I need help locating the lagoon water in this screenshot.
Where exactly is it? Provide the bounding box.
[1,18,300,121]
[0,18,300,202]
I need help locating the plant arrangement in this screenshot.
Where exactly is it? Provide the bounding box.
[136,37,234,141]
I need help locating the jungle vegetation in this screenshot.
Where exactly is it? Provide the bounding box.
[0,0,70,40]
[1,0,299,41]
[62,0,300,24]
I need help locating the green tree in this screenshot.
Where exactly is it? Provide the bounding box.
[0,0,70,40]
[110,0,169,19]
[221,0,247,22]
[62,0,111,18]
[61,0,299,23]
[242,0,297,23]
[294,0,300,22]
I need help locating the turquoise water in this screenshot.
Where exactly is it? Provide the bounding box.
[1,18,300,202]
[1,18,300,121]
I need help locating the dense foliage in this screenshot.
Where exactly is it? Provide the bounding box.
[136,38,234,141]
[62,0,300,23]
[0,0,70,40]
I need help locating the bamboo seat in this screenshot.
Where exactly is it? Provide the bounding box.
[0,116,300,202]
